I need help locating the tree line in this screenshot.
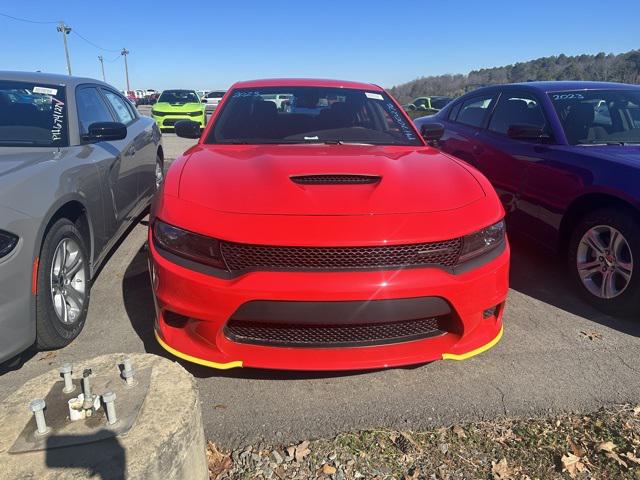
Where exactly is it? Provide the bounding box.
[388,50,640,104]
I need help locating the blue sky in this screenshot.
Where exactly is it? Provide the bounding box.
[1,0,638,92]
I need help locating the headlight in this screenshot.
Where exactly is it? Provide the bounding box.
[0,230,18,258]
[151,110,164,116]
[188,111,203,117]
[458,220,505,263]
[153,220,226,270]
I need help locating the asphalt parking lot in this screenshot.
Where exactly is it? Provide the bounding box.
[1,132,639,450]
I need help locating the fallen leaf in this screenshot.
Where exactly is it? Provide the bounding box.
[295,440,311,462]
[580,330,602,340]
[633,406,640,416]
[596,441,616,453]
[38,351,57,361]
[567,436,585,457]
[407,467,421,480]
[623,452,640,465]
[322,464,337,475]
[491,457,514,480]
[605,452,628,468]
[452,425,466,439]
[561,453,586,478]
[286,446,295,458]
[206,441,232,479]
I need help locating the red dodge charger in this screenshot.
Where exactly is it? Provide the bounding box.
[148,79,509,371]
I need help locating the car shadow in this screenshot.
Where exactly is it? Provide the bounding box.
[121,244,416,380]
[508,235,640,337]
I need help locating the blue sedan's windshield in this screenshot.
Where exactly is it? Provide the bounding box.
[0,81,68,147]
[207,86,422,146]
[549,90,640,145]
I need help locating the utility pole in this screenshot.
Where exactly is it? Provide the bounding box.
[57,22,72,75]
[98,56,105,81]
[121,48,130,92]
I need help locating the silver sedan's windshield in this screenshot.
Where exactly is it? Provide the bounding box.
[549,90,640,145]
[207,86,422,146]
[0,81,68,147]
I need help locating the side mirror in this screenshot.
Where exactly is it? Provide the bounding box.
[420,123,444,142]
[507,124,550,141]
[174,120,201,139]
[84,122,127,142]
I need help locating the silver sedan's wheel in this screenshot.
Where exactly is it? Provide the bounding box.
[155,158,164,189]
[576,225,633,299]
[50,238,86,324]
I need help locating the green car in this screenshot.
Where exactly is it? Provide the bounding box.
[152,89,206,131]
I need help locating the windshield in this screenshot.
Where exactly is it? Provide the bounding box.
[207,86,421,146]
[0,80,68,147]
[207,91,225,99]
[431,97,452,110]
[158,90,199,104]
[549,90,640,145]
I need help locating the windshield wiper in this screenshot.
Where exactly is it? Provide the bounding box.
[579,141,640,146]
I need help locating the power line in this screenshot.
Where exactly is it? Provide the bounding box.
[72,29,120,53]
[0,12,57,24]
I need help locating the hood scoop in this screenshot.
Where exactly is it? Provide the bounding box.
[290,174,381,185]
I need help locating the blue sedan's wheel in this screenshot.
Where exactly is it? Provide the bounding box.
[569,208,640,316]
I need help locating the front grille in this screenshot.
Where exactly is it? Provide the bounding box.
[224,317,445,347]
[290,174,381,185]
[220,238,462,272]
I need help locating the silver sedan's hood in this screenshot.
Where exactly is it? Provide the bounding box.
[0,148,59,178]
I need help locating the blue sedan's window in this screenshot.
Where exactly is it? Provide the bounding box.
[549,90,640,145]
[0,81,68,147]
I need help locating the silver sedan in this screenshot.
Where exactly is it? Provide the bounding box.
[0,71,163,362]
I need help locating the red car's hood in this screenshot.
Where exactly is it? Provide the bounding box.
[177,144,485,215]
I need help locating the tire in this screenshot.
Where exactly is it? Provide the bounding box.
[36,218,91,349]
[568,207,640,316]
[155,154,164,191]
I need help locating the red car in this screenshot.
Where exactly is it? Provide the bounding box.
[149,79,509,371]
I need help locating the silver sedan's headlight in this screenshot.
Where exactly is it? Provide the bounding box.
[459,220,505,262]
[0,229,18,258]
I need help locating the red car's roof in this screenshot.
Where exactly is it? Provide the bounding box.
[230,78,383,91]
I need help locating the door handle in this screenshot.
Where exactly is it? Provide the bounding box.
[472,145,484,154]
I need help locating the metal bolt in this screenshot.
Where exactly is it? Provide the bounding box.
[82,369,92,397]
[82,369,95,410]
[60,363,74,393]
[29,399,49,435]
[121,357,136,387]
[102,391,118,425]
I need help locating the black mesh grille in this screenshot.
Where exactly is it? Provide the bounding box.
[224,317,445,347]
[220,239,462,272]
[290,174,381,185]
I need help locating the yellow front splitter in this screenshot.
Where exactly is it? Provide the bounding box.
[154,331,243,370]
[442,326,504,361]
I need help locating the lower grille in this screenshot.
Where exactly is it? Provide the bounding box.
[220,238,462,273]
[224,317,445,348]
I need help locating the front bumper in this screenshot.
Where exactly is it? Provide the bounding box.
[149,230,509,371]
[153,113,205,129]
[0,206,39,362]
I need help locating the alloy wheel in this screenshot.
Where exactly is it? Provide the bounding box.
[155,160,164,189]
[576,225,633,299]
[50,238,86,324]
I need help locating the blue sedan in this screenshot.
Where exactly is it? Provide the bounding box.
[415,81,640,316]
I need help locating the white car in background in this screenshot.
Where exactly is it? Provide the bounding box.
[202,90,226,114]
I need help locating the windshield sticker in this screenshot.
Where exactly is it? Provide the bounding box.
[51,98,65,142]
[365,92,384,101]
[33,86,58,96]
[232,90,262,98]
[551,93,585,100]
[385,102,417,141]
